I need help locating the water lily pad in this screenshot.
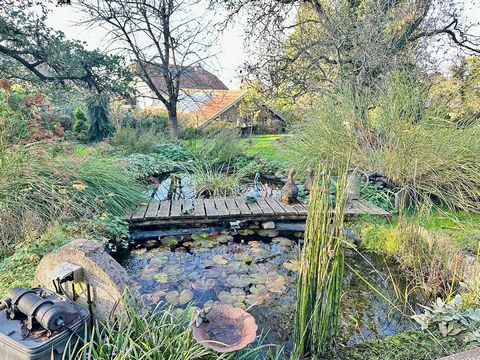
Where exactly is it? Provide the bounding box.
[245,256,253,265]
[183,241,193,247]
[212,255,229,265]
[191,232,210,241]
[192,278,216,291]
[144,290,167,304]
[283,260,299,271]
[161,236,178,246]
[154,272,169,283]
[258,229,279,238]
[144,239,159,248]
[249,273,268,284]
[246,285,270,306]
[215,234,234,243]
[239,229,254,236]
[265,274,286,294]
[272,237,292,247]
[293,232,304,238]
[150,255,168,267]
[218,288,246,307]
[131,248,147,255]
[165,289,193,305]
[192,238,216,248]
[227,274,252,288]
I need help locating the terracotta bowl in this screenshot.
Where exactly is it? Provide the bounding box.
[192,304,258,353]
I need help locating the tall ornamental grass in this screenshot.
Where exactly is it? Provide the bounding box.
[0,148,144,251]
[285,71,480,212]
[64,295,284,360]
[292,165,348,358]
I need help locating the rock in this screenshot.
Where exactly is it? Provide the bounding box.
[34,238,137,322]
[262,221,276,230]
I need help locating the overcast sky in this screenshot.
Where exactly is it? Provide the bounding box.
[45,1,480,89]
[46,3,247,88]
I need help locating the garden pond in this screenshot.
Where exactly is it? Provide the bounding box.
[116,226,425,350]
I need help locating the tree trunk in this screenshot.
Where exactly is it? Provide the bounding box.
[167,105,179,137]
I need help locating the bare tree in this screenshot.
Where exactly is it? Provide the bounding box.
[216,0,480,98]
[77,0,217,136]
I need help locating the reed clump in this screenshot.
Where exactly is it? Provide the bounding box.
[292,166,348,358]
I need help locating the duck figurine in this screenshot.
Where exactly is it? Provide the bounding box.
[280,168,299,204]
[246,173,261,203]
[304,167,314,193]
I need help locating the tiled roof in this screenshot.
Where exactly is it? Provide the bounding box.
[188,90,245,125]
[136,63,228,91]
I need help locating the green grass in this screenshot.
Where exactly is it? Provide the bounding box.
[354,209,480,253]
[243,135,286,162]
[334,329,466,360]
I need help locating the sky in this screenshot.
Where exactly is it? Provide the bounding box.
[46,1,480,89]
[46,3,247,89]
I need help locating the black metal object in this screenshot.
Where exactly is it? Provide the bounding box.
[3,288,74,332]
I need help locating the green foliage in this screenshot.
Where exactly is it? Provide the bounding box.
[154,142,191,161]
[334,329,466,360]
[0,227,71,297]
[87,214,130,250]
[293,167,348,358]
[119,109,169,135]
[87,95,114,142]
[111,127,159,154]
[234,155,283,175]
[286,71,480,212]
[125,153,176,178]
[64,294,284,360]
[413,296,480,344]
[186,127,245,165]
[360,182,395,212]
[0,1,134,95]
[72,107,89,142]
[0,148,143,251]
[184,160,248,197]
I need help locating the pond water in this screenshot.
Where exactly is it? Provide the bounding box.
[147,173,282,201]
[119,227,423,350]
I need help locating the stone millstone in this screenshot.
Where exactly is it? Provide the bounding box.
[34,239,137,322]
[192,305,257,353]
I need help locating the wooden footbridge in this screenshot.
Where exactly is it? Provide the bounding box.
[128,196,389,228]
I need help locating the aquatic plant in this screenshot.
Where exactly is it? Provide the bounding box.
[64,293,285,360]
[292,165,348,358]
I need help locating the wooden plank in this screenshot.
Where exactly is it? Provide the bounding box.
[247,200,263,215]
[358,199,389,215]
[131,205,148,220]
[264,197,287,214]
[182,199,194,218]
[345,200,362,215]
[214,198,229,217]
[144,199,160,219]
[157,200,171,218]
[204,198,218,217]
[292,202,308,215]
[193,199,206,217]
[274,198,299,215]
[234,198,252,215]
[170,200,183,218]
[224,198,241,216]
[256,197,275,215]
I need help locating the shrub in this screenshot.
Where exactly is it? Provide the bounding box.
[120,108,169,135]
[87,95,114,142]
[0,226,71,297]
[285,71,480,212]
[124,153,177,178]
[185,127,245,165]
[110,127,159,154]
[72,107,89,142]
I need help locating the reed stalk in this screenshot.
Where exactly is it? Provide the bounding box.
[292,165,349,359]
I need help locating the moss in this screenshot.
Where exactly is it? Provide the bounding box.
[334,329,467,360]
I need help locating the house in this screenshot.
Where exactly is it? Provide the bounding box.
[134,64,286,133]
